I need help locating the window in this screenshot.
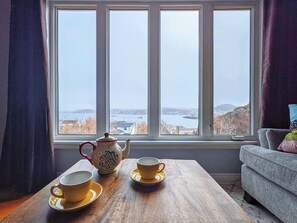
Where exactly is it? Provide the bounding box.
[213,10,251,136]
[109,10,148,135]
[160,10,199,135]
[50,1,261,141]
[57,10,96,135]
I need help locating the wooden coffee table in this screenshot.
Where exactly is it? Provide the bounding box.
[2,159,252,222]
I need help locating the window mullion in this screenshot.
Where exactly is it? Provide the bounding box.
[250,2,261,137]
[97,4,107,137]
[50,4,58,138]
[148,5,160,138]
[200,3,213,138]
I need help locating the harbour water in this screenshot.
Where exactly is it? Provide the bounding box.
[59,111,198,128]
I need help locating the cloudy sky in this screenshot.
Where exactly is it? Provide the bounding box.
[58,9,250,111]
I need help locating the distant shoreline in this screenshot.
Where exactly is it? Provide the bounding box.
[62,103,238,115]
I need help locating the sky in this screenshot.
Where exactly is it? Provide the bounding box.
[58,9,250,112]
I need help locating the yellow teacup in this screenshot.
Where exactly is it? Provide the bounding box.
[137,157,165,180]
[50,171,92,203]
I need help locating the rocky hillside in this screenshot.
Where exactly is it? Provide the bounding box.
[213,104,249,135]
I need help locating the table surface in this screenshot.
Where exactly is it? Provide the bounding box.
[2,159,252,223]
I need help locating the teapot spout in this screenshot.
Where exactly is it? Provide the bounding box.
[122,139,130,160]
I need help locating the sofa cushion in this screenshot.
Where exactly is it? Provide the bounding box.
[266,129,290,150]
[257,128,290,150]
[240,145,297,196]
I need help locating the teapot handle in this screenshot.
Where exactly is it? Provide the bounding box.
[79,142,96,164]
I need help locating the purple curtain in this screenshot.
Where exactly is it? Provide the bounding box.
[260,0,297,128]
[0,0,55,193]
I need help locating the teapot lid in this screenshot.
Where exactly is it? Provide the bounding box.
[97,132,117,143]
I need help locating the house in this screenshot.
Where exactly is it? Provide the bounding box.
[110,121,136,135]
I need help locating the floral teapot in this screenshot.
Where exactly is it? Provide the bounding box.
[79,133,130,174]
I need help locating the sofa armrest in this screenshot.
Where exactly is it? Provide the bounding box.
[258,128,270,148]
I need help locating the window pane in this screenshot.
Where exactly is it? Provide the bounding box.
[213,10,250,135]
[109,11,148,135]
[160,11,199,135]
[58,10,96,135]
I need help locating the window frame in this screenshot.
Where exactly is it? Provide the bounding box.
[49,0,262,142]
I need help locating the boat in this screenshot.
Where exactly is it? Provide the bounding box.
[183,115,198,120]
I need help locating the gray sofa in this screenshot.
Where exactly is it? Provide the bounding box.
[240,128,297,223]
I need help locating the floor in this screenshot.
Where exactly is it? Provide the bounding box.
[0,194,32,221]
[221,181,282,223]
[0,181,282,222]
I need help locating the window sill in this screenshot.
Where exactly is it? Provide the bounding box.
[54,140,258,149]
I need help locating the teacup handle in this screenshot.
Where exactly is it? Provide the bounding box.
[50,183,64,199]
[158,162,165,172]
[79,141,97,164]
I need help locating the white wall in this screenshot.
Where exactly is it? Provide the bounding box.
[55,146,245,176]
[0,0,10,156]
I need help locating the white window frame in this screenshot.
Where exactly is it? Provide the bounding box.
[49,0,262,143]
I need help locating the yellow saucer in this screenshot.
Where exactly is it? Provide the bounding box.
[130,169,166,186]
[48,181,103,212]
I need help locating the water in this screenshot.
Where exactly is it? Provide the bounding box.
[59,112,198,128]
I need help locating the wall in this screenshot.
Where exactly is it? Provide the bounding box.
[55,148,242,173]
[54,141,257,179]
[0,0,10,156]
